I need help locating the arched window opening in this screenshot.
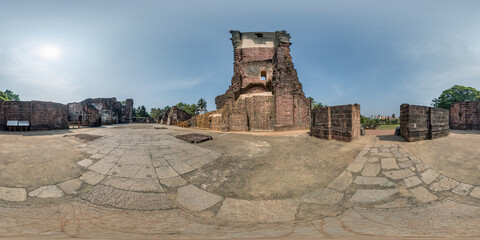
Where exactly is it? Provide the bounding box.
[261,70,267,80]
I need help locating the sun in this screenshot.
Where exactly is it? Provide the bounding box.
[36,45,61,60]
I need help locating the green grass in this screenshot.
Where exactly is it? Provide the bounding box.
[378,124,400,130]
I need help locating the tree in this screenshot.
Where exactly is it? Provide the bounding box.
[0,90,20,101]
[432,85,480,110]
[150,108,162,119]
[392,113,396,118]
[176,102,199,116]
[197,98,207,113]
[134,105,149,117]
[308,97,324,109]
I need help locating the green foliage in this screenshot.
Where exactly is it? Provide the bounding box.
[197,98,207,113]
[134,105,149,117]
[392,113,396,118]
[176,102,199,116]
[432,85,480,109]
[150,106,171,119]
[308,97,324,109]
[0,90,20,101]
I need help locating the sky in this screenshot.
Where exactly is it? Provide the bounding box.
[1,0,480,116]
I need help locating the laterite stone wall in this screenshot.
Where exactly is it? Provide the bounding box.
[0,101,68,131]
[450,101,480,130]
[400,104,449,142]
[311,104,360,142]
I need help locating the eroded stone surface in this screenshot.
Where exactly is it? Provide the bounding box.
[77,158,93,168]
[361,164,380,177]
[410,186,438,203]
[452,183,474,196]
[353,176,395,187]
[0,186,27,202]
[381,158,399,170]
[217,198,299,222]
[101,176,163,192]
[176,185,223,212]
[429,177,459,192]
[81,184,173,210]
[404,176,422,188]
[29,185,64,198]
[349,189,398,203]
[327,171,353,191]
[57,179,83,194]
[383,169,415,180]
[302,188,344,204]
[420,169,440,185]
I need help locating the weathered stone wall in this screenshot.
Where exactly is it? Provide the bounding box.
[215,30,311,131]
[311,104,360,142]
[400,104,449,142]
[0,101,68,131]
[166,106,192,125]
[67,97,133,127]
[125,99,134,123]
[450,101,480,130]
[189,109,228,131]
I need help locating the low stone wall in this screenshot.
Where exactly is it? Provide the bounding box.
[311,104,360,142]
[189,109,228,131]
[0,101,68,131]
[400,104,449,142]
[450,101,480,130]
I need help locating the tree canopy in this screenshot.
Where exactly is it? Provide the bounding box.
[0,90,20,101]
[134,105,149,117]
[432,85,480,109]
[308,97,324,109]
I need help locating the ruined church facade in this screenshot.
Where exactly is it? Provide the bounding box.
[214,30,311,131]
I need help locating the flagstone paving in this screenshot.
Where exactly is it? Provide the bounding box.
[2,124,480,239]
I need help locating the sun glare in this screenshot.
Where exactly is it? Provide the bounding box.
[37,45,61,60]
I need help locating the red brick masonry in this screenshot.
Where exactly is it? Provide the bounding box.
[311,104,361,142]
[450,101,480,130]
[400,104,449,142]
[0,101,68,130]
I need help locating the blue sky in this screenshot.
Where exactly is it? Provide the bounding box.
[1,0,480,116]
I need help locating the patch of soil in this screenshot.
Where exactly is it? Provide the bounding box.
[65,134,102,142]
[176,133,213,143]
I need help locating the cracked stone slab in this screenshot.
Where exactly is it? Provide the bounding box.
[420,169,440,184]
[353,176,395,187]
[404,176,422,188]
[368,157,379,163]
[216,198,299,222]
[361,164,380,177]
[88,161,116,174]
[346,163,364,173]
[302,188,344,204]
[77,158,93,168]
[0,186,27,202]
[469,187,480,199]
[429,177,459,192]
[81,184,173,210]
[375,198,412,208]
[155,166,179,179]
[452,183,474,196]
[101,176,163,192]
[168,160,195,175]
[383,169,415,180]
[327,171,353,191]
[57,179,83,194]
[160,176,188,188]
[349,188,398,203]
[29,185,64,198]
[381,158,399,170]
[398,160,413,169]
[176,185,223,212]
[80,171,106,185]
[410,186,438,203]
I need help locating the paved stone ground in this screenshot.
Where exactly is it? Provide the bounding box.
[1,124,480,239]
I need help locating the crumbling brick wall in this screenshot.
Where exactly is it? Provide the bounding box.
[400,104,449,142]
[311,104,360,142]
[189,109,228,131]
[450,101,480,130]
[215,30,311,132]
[67,97,133,126]
[0,101,68,131]
[166,106,192,125]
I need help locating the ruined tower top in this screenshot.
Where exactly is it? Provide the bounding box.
[230,30,291,49]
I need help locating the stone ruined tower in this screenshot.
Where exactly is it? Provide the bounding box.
[215,30,310,131]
